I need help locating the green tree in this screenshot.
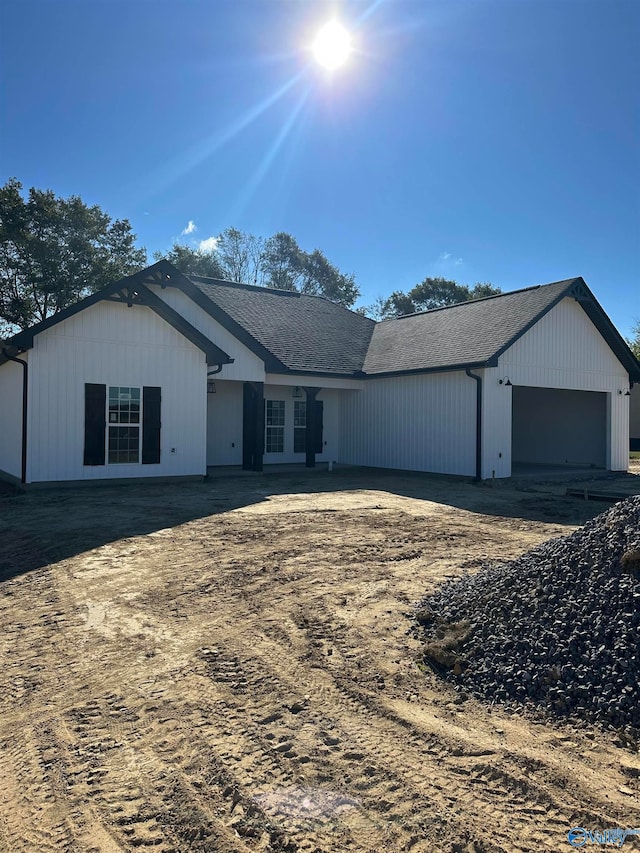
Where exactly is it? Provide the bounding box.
[157,228,360,308]
[216,227,264,285]
[626,320,640,360]
[374,277,502,319]
[260,232,359,306]
[0,178,146,334]
[261,231,304,291]
[154,241,225,279]
[299,248,359,307]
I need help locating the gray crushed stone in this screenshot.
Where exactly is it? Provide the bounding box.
[414,496,640,736]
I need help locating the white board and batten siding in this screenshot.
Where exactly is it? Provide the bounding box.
[206,381,342,466]
[263,385,341,465]
[482,297,630,478]
[26,300,208,483]
[0,357,25,481]
[207,380,243,466]
[629,386,640,445]
[149,285,265,383]
[339,371,476,476]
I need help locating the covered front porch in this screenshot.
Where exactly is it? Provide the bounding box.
[206,376,359,472]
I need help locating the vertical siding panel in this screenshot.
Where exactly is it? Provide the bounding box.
[0,360,24,479]
[500,298,627,390]
[481,368,511,479]
[148,285,266,382]
[338,371,476,476]
[256,384,340,465]
[494,297,630,475]
[28,301,207,483]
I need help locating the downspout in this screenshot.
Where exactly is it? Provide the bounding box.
[207,356,233,378]
[1,348,28,485]
[465,368,482,481]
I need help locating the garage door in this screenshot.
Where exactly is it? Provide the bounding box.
[512,386,606,468]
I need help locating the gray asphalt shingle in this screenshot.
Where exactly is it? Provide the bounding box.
[189,276,581,376]
[363,279,578,374]
[190,277,375,375]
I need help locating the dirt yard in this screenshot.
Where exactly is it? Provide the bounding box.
[1,466,639,853]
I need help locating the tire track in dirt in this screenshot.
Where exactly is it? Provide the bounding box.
[187,620,605,853]
[120,506,638,851]
[1,478,638,852]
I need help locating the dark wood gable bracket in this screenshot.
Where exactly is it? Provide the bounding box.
[103,282,233,367]
[1,264,234,371]
[569,280,592,301]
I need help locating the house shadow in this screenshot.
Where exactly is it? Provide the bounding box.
[1,465,637,584]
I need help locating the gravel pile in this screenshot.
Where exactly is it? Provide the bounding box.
[415,496,640,735]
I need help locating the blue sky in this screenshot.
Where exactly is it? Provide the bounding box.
[1,0,638,335]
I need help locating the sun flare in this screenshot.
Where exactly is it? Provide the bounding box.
[312,20,352,70]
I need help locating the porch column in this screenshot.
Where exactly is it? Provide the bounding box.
[303,386,321,468]
[242,381,264,471]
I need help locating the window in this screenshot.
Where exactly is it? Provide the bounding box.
[266,400,285,453]
[294,401,306,453]
[108,386,140,463]
[84,385,161,467]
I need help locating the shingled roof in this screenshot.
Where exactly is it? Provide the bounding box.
[188,276,375,376]
[364,278,578,374]
[2,261,638,380]
[183,272,639,380]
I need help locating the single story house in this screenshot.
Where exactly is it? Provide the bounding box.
[1,260,638,486]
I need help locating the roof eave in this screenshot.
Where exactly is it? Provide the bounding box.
[490,279,579,364]
[362,359,494,379]
[0,262,232,368]
[490,277,640,381]
[155,265,289,373]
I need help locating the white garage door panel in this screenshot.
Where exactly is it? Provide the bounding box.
[512,386,606,467]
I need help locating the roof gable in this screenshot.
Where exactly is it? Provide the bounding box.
[3,261,638,382]
[363,278,640,380]
[0,262,233,368]
[186,276,376,377]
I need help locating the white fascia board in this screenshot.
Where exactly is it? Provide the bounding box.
[265,373,364,390]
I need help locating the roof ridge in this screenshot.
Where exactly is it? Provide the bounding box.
[188,275,301,298]
[382,278,581,323]
[191,275,375,326]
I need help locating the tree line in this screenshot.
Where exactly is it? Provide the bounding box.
[2,179,637,357]
[156,229,359,309]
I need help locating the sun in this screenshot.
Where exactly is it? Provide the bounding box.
[312,20,352,70]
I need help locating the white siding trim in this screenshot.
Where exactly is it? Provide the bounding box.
[339,371,476,476]
[483,298,630,477]
[27,300,207,483]
[149,285,266,382]
[263,384,340,465]
[0,358,26,480]
[265,373,364,390]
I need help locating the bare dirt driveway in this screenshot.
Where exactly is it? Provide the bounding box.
[1,466,639,853]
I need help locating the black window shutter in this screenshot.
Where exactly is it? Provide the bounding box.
[142,386,161,464]
[84,383,106,466]
[315,400,324,453]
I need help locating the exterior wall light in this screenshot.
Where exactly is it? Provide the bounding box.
[292,386,303,398]
[207,380,217,394]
